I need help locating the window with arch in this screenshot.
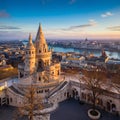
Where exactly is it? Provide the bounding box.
[58,70,59,75]
[45,49,46,52]
[39,77,41,81]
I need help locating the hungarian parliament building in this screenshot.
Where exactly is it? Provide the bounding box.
[0,24,120,120]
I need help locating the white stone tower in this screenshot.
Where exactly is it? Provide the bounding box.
[35,24,51,71]
[24,33,36,75]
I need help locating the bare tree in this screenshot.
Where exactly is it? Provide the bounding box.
[81,68,107,113]
[14,85,44,120]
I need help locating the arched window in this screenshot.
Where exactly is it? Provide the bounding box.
[64,92,66,97]
[45,89,49,92]
[39,90,43,93]
[20,72,24,78]
[39,77,41,81]
[58,70,59,75]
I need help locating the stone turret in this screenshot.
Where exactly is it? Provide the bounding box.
[35,24,51,71]
[24,33,36,75]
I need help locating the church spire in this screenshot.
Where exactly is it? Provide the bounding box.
[29,33,32,44]
[36,24,46,44]
[39,23,42,33]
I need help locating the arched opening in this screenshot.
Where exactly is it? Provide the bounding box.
[107,102,111,111]
[38,60,44,71]
[39,77,41,81]
[72,89,79,99]
[20,72,24,78]
[67,92,71,99]
[81,92,86,100]
[57,70,59,75]
[64,92,66,97]
[7,98,9,105]
[72,89,76,98]
[112,104,116,112]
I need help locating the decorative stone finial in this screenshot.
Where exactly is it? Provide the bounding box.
[29,33,32,44]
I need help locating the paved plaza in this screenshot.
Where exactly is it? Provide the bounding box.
[51,99,119,120]
[0,99,119,120]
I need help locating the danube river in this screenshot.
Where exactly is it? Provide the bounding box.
[51,46,120,59]
[22,42,120,59]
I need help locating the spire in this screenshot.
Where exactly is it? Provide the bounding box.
[29,33,32,44]
[36,23,46,44]
[26,33,35,49]
[39,23,42,33]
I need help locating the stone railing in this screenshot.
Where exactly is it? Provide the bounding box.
[48,81,68,98]
[16,80,60,89]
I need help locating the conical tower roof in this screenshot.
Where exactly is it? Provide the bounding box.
[35,24,47,44]
[26,33,35,49]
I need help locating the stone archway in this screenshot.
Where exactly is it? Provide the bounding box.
[67,92,71,99]
[107,102,111,111]
[20,72,24,78]
[72,88,79,99]
[112,104,116,112]
[7,98,9,105]
[38,59,44,70]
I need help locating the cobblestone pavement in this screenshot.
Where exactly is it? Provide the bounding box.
[0,99,119,120]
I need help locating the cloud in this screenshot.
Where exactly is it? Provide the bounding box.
[101,12,113,18]
[61,19,97,31]
[0,25,21,30]
[69,0,76,4]
[0,10,10,18]
[107,26,120,31]
[0,31,28,40]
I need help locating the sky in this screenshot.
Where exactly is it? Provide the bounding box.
[0,0,120,40]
